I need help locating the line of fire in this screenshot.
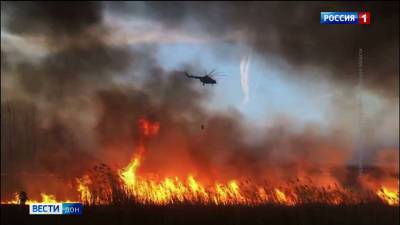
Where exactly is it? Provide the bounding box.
[1,117,398,206]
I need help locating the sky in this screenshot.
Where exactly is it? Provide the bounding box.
[101,3,399,142]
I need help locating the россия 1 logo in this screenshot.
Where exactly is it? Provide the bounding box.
[320,12,370,24]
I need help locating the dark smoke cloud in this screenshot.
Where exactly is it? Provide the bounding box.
[114,2,399,98]
[93,72,352,184]
[1,2,398,200]
[2,2,102,39]
[1,2,132,198]
[15,42,131,100]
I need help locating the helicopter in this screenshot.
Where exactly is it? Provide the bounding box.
[184,69,223,85]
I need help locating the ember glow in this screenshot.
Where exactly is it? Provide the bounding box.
[138,119,160,136]
[115,153,399,206]
[77,119,398,206]
[1,119,398,206]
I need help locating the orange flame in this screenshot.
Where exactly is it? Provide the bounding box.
[2,119,399,206]
[114,119,400,206]
[377,187,399,206]
[77,175,92,204]
[138,118,160,136]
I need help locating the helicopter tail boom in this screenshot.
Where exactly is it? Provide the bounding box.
[184,72,201,79]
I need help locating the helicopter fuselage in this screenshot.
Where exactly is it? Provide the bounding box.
[185,73,217,85]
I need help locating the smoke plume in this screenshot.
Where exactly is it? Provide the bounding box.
[1,2,398,200]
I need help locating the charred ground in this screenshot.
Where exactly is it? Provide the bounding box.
[1,203,399,225]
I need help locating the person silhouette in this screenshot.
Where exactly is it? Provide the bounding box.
[18,191,28,206]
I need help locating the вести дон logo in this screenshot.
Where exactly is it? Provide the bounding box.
[29,203,83,215]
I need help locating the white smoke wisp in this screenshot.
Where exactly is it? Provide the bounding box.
[240,55,251,105]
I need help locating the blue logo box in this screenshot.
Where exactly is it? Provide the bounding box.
[29,203,83,215]
[62,203,83,215]
[320,12,359,24]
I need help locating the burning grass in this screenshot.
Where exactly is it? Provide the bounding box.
[3,158,397,207]
[74,162,398,206]
[2,119,398,207]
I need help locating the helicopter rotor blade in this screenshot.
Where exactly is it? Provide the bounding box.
[212,75,227,78]
[213,72,227,76]
[211,71,227,78]
[209,69,216,76]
